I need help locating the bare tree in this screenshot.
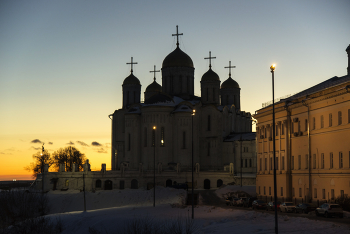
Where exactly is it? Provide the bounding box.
[25,150,52,178]
[52,146,86,172]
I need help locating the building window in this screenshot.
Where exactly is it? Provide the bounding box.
[161,127,165,146]
[330,152,333,169]
[269,187,271,196]
[339,152,343,168]
[270,157,272,170]
[276,157,279,170]
[298,155,301,169]
[291,156,294,170]
[321,115,324,128]
[338,111,342,125]
[144,128,147,147]
[322,189,325,199]
[314,188,317,198]
[341,190,345,199]
[207,115,211,131]
[329,113,332,127]
[249,159,252,167]
[245,159,247,167]
[305,155,308,169]
[128,133,131,151]
[305,119,308,131]
[207,142,210,156]
[292,188,295,197]
[264,128,267,138]
[348,109,350,123]
[331,189,334,200]
[264,186,266,195]
[291,122,294,133]
[276,125,279,136]
[313,154,316,169]
[312,117,316,130]
[264,158,267,170]
[281,123,284,135]
[299,188,302,197]
[281,156,285,170]
[281,187,283,196]
[182,131,186,149]
[259,158,262,171]
[321,153,324,169]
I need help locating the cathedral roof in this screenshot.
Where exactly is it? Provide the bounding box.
[145,80,162,92]
[123,73,140,85]
[201,68,220,81]
[162,47,194,68]
[144,93,174,105]
[221,77,240,89]
[346,44,350,52]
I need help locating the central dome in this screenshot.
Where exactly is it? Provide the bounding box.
[162,47,194,68]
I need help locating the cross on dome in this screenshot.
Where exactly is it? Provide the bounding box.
[204,51,216,68]
[149,65,160,81]
[126,57,138,74]
[172,25,183,47]
[224,61,236,77]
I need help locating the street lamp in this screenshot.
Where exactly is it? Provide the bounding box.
[152,126,156,207]
[191,109,195,219]
[270,64,278,234]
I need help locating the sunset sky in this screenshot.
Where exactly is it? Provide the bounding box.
[1,0,349,180]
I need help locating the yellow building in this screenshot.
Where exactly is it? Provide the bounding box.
[254,44,350,204]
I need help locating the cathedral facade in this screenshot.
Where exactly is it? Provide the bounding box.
[36,27,256,192]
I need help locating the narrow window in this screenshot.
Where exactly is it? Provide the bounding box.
[270,157,272,170]
[330,152,333,169]
[281,156,285,170]
[128,133,131,151]
[341,190,345,198]
[305,155,308,169]
[269,187,271,195]
[298,155,301,169]
[161,127,165,147]
[305,119,308,131]
[329,113,332,127]
[207,142,210,156]
[276,125,279,136]
[331,189,334,199]
[321,153,324,169]
[322,189,325,199]
[264,128,267,137]
[299,188,302,197]
[348,109,350,123]
[339,152,343,168]
[291,122,294,133]
[298,121,300,132]
[249,159,252,167]
[312,117,316,130]
[292,188,295,197]
[276,157,279,170]
[281,123,284,135]
[207,115,211,131]
[144,128,147,147]
[313,154,316,169]
[314,188,317,198]
[291,156,294,170]
[321,115,324,128]
[182,131,186,149]
[338,111,342,125]
[259,158,262,171]
[264,158,267,170]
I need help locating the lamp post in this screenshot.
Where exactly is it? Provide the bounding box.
[240,135,242,187]
[41,143,45,193]
[270,64,278,234]
[192,109,196,219]
[153,126,156,207]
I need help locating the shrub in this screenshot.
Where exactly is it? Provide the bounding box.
[336,194,350,211]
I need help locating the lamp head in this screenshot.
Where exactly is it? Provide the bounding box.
[192,109,196,115]
[270,64,276,71]
[153,126,156,130]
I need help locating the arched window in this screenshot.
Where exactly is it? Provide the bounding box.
[204,179,210,189]
[217,179,223,188]
[104,180,112,190]
[96,179,101,188]
[166,179,172,187]
[131,179,138,189]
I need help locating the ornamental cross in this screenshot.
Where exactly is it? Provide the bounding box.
[172,25,183,47]
[204,51,216,68]
[149,65,160,81]
[126,57,138,74]
[224,61,236,77]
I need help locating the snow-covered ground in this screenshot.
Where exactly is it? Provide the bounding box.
[45,187,350,234]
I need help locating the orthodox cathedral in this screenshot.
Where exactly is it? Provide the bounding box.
[37,26,256,191]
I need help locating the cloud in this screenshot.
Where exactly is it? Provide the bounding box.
[97,148,107,153]
[48,142,53,145]
[31,146,41,150]
[76,141,89,147]
[91,141,102,146]
[31,139,42,144]
[66,141,75,145]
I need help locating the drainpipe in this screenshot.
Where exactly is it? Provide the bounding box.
[302,99,311,203]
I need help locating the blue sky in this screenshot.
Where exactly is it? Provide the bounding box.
[0,0,349,179]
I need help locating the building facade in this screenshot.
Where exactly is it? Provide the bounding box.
[255,44,350,204]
